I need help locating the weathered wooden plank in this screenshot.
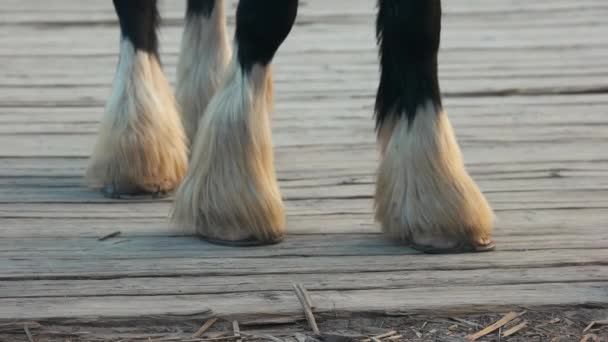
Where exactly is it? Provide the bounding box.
[1,153,605,178]
[1,186,607,229]
[1,0,606,22]
[2,266,605,299]
[4,54,608,88]
[0,0,606,99]
[0,187,607,217]
[2,81,607,109]
[2,163,607,198]
[3,282,606,320]
[1,233,606,263]
[0,133,606,169]
[1,104,607,147]
[0,2,606,36]
[4,248,605,280]
[1,17,604,54]
[1,0,606,12]
[1,67,607,106]
[0,165,606,187]
[1,125,602,153]
[0,207,605,238]
[3,50,608,87]
[3,94,608,127]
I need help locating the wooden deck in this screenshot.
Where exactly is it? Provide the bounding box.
[1,0,608,339]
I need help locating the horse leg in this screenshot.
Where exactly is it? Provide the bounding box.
[86,0,188,199]
[374,0,495,253]
[177,0,232,145]
[172,0,298,246]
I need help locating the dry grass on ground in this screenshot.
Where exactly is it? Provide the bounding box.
[2,307,607,342]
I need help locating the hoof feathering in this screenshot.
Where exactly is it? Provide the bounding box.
[171,62,285,244]
[86,40,188,198]
[177,2,232,145]
[375,102,495,252]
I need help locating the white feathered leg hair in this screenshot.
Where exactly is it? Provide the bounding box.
[172,61,284,243]
[374,0,495,253]
[375,104,495,252]
[87,2,187,197]
[171,0,298,245]
[176,0,232,145]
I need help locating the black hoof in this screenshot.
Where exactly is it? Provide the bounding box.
[101,184,170,200]
[410,239,496,254]
[200,235,285,247]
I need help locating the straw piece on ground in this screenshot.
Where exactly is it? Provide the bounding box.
[466,311,523,341]
[583,322,595,333]
[362,330,398,342]
[23,324,34,342]
[177,336,239,342]
[241,315,304,326]
[411,328,422,338]
[232,321,242,342]
[292,283,320,335]
[451,318,482,328]
[192,318,218,338]
[583,320,608,333]
[294,283,315,310]
[261,334,284,342]
[372,330,398,339]
[502,321,528,337]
